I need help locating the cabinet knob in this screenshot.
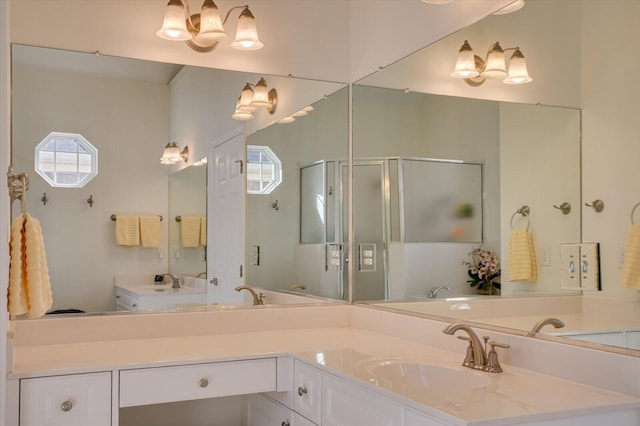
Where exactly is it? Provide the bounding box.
[297,386,307,396]
[199,377,209,388]
[281,422,290,426]
[60,400,73,412]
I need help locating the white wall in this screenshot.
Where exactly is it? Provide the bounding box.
[500,103,582,296]
[581,1,640,302]
[11,66,170,312]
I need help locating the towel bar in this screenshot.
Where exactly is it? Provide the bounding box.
[110,214,163,221]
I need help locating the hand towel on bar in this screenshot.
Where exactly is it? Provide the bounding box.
[621,224,640,289]
[115,215,140,246]
[8,213,53,318]
[508,229,538,282]
[181,216,201,248]
[199,217,207,246]
[140,216,161,248]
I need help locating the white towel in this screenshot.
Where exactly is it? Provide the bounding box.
[115,215,140,246]
[200,217,207,246]
[8,213,53,318]
[508,229,537,282]
[181,216,201,248]
[140,216,161,248]
[621,224,640,289]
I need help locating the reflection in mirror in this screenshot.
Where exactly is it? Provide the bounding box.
[356,0,640,354]
[246,87,348,301]
[11,44,347,314]
[168,164,207,277]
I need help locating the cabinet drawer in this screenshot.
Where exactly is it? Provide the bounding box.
[20,372,111,426]
[120,358,276,407]
[293,360,322,424]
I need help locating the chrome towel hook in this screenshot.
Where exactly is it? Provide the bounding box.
[553,202,571,215]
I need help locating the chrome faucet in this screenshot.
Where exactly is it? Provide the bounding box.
[289,284,306,292]
[235,285,264,305]
[161,273,180,289]
[528,317,566,337]
[443,322,487,369]
[428,285,451,298]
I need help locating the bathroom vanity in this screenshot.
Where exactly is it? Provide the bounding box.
[8,305,640,426]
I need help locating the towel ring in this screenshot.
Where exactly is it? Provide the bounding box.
[510,205,530,231]
[632,202,640,225]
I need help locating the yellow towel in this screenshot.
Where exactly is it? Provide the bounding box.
[115,215,140,246]
[181,216,201,248]
[508,229,537,282]
[200,217,207,246]
[621,224,640,289]
[140,216,161,248]
[8,213,53,318]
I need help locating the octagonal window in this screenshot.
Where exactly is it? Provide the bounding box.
[247,145,282,194]
[35,132,98,188]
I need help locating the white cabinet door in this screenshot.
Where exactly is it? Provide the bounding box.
[120,358,276,407]
[405,408,449,426]
[294,360,322,424]
[322,373,402,426]
[20,372,111,426]
[242,394,293,426]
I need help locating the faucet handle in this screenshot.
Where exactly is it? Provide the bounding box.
[457,336,475,368]
[485,341,510,373]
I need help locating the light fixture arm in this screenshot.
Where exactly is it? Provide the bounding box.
[221,5,249,26]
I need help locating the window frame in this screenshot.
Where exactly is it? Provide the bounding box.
[246,145,282,195]
[34,132,98,188]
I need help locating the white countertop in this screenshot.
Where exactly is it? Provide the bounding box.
[11,326,639,425]
[115,282,205,296]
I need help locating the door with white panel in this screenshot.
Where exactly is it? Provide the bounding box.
[209,129,246,305]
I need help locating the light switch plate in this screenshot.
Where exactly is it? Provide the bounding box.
[359,243,376,272]
[560,244,581,290]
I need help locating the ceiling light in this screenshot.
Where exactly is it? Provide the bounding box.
[160,142,189,164]
[451,40,532,86]
[157,0,263,53]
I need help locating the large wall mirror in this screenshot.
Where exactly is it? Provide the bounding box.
[11,44,347,314]
[355,0,640,355]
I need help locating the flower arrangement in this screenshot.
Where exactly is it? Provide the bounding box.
[463,245,501,293]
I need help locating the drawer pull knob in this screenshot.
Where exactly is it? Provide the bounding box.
[61,401,73,412]
[199,378,209,388]
[297,386,307,396]
[282,422,290,426]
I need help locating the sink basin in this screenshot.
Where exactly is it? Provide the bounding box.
[354,356,491,392]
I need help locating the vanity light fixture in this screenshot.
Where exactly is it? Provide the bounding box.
[160,142,189,164]
[451,40,532,86]
[232,78,278,120]
[193,157,208,166]
[421,0,454,4]
[157,0,263,53]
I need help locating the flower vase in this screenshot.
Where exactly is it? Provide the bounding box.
[476,282,495,295]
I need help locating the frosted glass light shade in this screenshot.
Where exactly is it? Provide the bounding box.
[483,42,508,79]
[421,0,454,3]
[504,49,533,84]
[292,109,308,117]
[451,41,480,78]
[160,142,181,164]
[278,116,296,124]
[198,0,227,43]
[493,0,525,15]
[232,100,254,120]
[250,78,272,107]
[157,0,191,41]
[230,8,264,50]
[238,84,257,112]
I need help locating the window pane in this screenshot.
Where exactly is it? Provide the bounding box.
[35,132,98,188]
